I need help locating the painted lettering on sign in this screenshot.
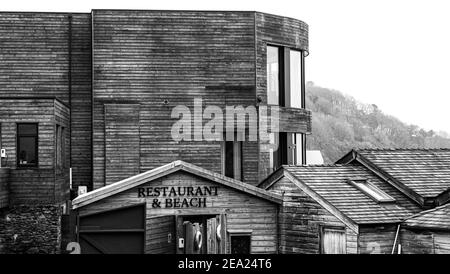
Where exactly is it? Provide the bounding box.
[137,186,218,208]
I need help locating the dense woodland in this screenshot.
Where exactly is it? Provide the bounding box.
[305,82,450,163]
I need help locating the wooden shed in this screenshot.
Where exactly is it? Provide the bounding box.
[400,203,450,254]
[72,160,282,254]
[259,165,422,254]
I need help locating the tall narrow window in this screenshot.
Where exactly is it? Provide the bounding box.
[288,133,304,165]
[267,46,280,105]
[269,132,288,172]
[223,140,242,180]
[17,123,38,167]
[289,49,303,108]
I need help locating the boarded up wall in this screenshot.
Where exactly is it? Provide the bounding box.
[104,104,140,185]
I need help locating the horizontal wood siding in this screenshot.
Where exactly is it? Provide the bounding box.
[400,228,450,254]
[0,12,93,191]
[78,170,278,254]
[54,100,70,202]
[0,168,10,208]
[269,177,357,254]
[255,13,309,181]
[0,98,69,203]
[69,14,93,191]
[92,10,258,188]
[104,104,140,185]
[358,225,398,254]
[399,228,434,254]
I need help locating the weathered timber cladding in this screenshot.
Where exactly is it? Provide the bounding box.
[400,229,450,254]
[78,170,278,254]
[269,177,358,254]
[92,10,258,188]
[69,14,93,190]
[0,12,92,190]
[0,168,10,208]
[104,104,140,185]
[255,13,309,181]
[0,98,69,203]
[358,225,398,254]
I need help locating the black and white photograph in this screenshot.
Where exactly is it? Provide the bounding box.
[0,0,449,261]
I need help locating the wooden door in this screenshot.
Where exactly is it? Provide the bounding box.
[78,204,145,254]
[147,216,176,254]
[321,227,346,254]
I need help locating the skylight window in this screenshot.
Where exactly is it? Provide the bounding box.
[347,179,396,203]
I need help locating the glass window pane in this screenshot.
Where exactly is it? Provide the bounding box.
[225,141,234,178]
[18,124,37,135]
[289,50,302,108]
[267,46,279,105]
[269,132,280,171]
[295,133,303,165]
[18,136,37,165]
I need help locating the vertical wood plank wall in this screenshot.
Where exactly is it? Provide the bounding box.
[0,12,92,191]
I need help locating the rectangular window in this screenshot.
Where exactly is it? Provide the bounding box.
[223,140,242,180]
[289,49,303,108]
[269,132,288,172]
[348,179,396,203]
[230,235,251,254]
[321,227,346,254]
[267,46,281,105]
[17,123,38,167]
[288,133,304,165]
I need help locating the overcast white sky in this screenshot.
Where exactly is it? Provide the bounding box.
[2,0,450,133]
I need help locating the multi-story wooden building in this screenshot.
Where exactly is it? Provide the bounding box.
[0,10,311,254]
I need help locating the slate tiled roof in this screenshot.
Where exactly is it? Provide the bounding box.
[355,149,450,198]
[283,165,422,224]
[403,203,450,230]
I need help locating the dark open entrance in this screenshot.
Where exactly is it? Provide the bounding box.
[177,214,227,254]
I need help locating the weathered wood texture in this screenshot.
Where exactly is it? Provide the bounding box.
[78,170,278,254]
[92,10,257,188]
[104,104,140,185]
[0,168,10,208]
[268,177,358,254]
[255,12,309,181]
[400,229,450,254]
[0,12,92,191]
[358,225,398,254]
[146,215,176,254]
[0,98,69,203]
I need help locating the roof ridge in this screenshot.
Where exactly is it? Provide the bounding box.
[356,147,450,151]
[404,202,450,220]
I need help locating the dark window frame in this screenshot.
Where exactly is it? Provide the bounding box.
[16,123,39,168]
[229,233,252,254]
[222,138,243,181]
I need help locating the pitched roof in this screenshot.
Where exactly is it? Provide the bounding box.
[403,203,450,231]
[262,165,422,225]
[72,160,282,209]
[337,149,450,203]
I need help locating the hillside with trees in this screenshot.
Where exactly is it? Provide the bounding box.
[305,82,450,163]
